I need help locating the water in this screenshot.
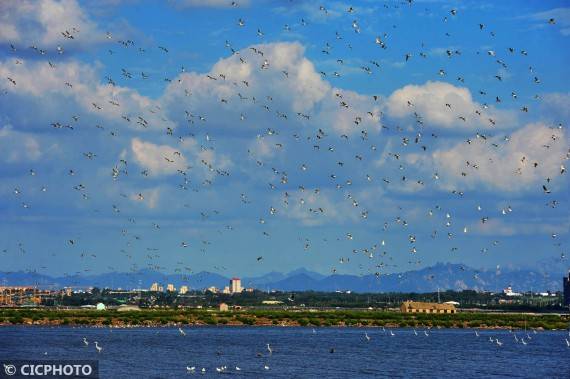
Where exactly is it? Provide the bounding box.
[1,326,568,378]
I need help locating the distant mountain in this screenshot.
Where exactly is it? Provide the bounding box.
[0,263,566,293]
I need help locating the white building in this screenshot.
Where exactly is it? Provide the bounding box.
[179,285,189,295]
[230,277,242,294]
[503,286,522,297]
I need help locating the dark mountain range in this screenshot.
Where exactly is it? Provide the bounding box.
[0,263,566,293]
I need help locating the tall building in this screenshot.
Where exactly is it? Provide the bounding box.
[150,282,159,291]
[563,270,570,305]
[167,284,175,292]
[230,277,242,294]
[179,285,188,295]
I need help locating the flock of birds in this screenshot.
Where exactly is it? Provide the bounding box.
[2,2,568,290]
[73,327,570,374]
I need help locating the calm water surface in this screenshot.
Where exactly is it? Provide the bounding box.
[1,326,569,378]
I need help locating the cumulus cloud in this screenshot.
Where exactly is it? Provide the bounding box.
[0,0,107,50]
[0,59,174,131]
[130,137,232,179]
[131,138,190,176]
[414,123,569,192]
[161,42,380,135]
[386,81,516,130]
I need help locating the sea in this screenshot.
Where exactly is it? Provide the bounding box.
[1,326,569,378]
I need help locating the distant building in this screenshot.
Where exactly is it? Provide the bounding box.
[223,286,230,294]
[262,300,283,305]
[117,305,141,312]
[206,286,218,293]
[179,285,189,295]
[503,286,522,297]
[230,278,242,294]
[563,270,570,305]
[150,282,159,291]
[167,284,175,292]
[400,301,456,314]
[64,287,72,296]
[96,303,106,311]
[219,303,229,312]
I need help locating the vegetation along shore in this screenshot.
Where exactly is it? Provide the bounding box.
[1,309,568,330]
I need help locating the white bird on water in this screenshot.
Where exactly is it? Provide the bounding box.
[94,341,102,353]
[390,330,395,336]
[186,366,195,373]
[364,332,370,341]
[565,338,570,347]
[201,368,206,374]
[178,327,186,336]
[424,330,429,337]
[83,337,89,346]
[413,329,418,336]
[495,338,503,347]
[264,365,270,370]
[267,343,272,355]
[235,366,241,371]
[475,330,479,337]
[521,338,527,345]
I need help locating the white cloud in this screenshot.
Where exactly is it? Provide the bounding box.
[161,41,380,136]
[421,123,569,192]
[131,138,189,176]
[0,59,174,131]
[0,0,107,50]
[386,81,516,130]
[130,137,232,179]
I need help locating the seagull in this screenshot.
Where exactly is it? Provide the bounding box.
[83,337,89,346]
[264,365,270,370]
[187,366,195,373]
[413,329,418,336]
[364,332,370,341]
[94,341,102,353]
[475,330,479,337]
[495,339,503,346]
[235,366,241,371]
[566,338,570,347]
[178,327,186,336]
[390,330,395,336]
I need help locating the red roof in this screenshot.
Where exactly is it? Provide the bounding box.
[231,277,240,280]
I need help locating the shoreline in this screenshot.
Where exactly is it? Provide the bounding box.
[1,308,568,330]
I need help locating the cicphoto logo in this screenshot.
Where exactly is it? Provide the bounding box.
[0,361,98,378]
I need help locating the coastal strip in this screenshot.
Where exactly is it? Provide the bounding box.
[1,309,568,330]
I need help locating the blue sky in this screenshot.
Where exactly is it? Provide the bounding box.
[0,0,568,281]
